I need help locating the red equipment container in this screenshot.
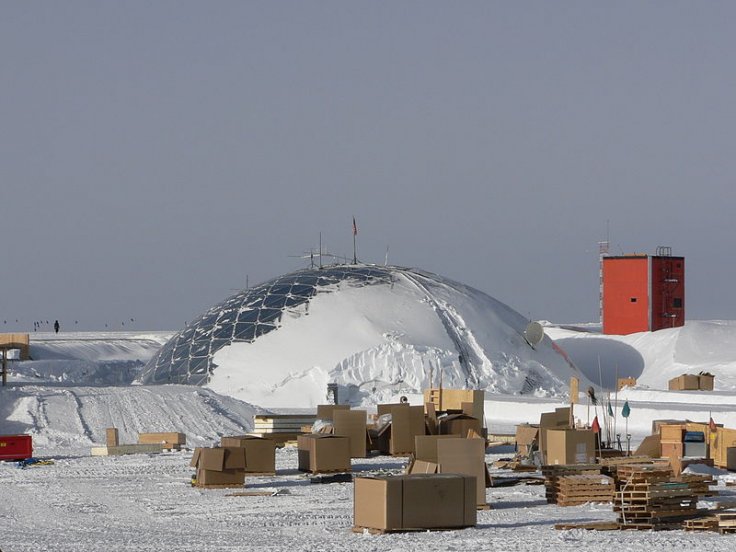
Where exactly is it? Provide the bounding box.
[0,434,33,461]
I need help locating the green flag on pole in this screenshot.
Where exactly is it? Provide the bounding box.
[622,400,630,418]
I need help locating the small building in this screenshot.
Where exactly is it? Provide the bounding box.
[602,247,684,335]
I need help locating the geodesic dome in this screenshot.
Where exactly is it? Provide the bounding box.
[138,264,580,406]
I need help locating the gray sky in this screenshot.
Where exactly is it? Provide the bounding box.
[2,2,735,332]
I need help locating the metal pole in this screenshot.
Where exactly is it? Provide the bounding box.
[1,349,6,386]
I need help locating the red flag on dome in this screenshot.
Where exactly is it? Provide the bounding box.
[591,416,601,434]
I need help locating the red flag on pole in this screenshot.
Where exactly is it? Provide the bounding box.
[710,417,717,432]
[591,415,601,434]
[352,217,357,236]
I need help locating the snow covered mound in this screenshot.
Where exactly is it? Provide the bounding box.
[139,265,581,407]
[13,331,172,385]
[0,384,258,455]
[546,320,736,392]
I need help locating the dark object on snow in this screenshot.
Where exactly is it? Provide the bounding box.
[309,473,353,484]
[54,320,60,333]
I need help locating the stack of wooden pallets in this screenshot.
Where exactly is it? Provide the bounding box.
[717,512,736,534]
[676,473,719,498]
[555,474,615,506]
[615,465,699,530]
[542,464,601,504]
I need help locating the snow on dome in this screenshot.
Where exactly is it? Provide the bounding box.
[138,264,581,407]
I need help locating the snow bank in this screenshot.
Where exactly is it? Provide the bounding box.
[0,384,258,455]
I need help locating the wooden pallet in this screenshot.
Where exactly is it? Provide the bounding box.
[683,516,719,532]
[554,522,620,531]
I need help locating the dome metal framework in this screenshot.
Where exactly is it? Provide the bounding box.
[140,265,394,385]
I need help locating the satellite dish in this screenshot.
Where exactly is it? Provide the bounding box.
[524,321,545,348]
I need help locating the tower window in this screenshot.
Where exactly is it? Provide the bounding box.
[673,298,683,308]
[630,298,637,303]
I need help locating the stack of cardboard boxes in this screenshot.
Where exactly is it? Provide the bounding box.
[408,434,490,508]
[190,447,248,487]
[220,435,277,474]
[668,373,715,391]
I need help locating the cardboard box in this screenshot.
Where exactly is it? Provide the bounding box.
[377,403,403,416]
[617,377,637,391]
[515,424,539,455]
[354,474,476,531]
[316,404,350,421]
[544,429,596,465]
[415,435,457,464]
[297,434,351,473]
[196,468,246,487]
[106,428,119,447]
[436,437,488,506]
[190,447,247,488]
[423,388,485,422]
[408,460,439,474]
[219,435,276,473]
[389,405,426,455]
[634,434,661,457]
[660,424,685,443]
[138,432,186,448]
[438,414,481,438]
[698,373,714,391]
[668,374,700,391]
[333,410,368,458]
[538,407,571,457]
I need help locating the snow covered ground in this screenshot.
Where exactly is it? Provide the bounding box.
[2,447,736,552]
[2,322,736,550]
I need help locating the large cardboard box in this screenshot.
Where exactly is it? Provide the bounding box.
[190,447,247,488]
[668,374,700,391]
[297,434,351,473]
[415,435,457,464]
[698,373,715,391]
[538,407,571,460]
[544,429,596,465]
[219,435,276,474]
[436,437,488,506]
[438,414,481,438]
[354,474,476,531]
[138,432,186,448]
[389,405,426,455]
[515,424,539,455]
[316,404,350,421]
[333,410,368,458]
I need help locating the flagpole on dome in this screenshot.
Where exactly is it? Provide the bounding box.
[352,217,358,265]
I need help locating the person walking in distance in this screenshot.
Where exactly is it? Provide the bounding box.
[54,320,60,334]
